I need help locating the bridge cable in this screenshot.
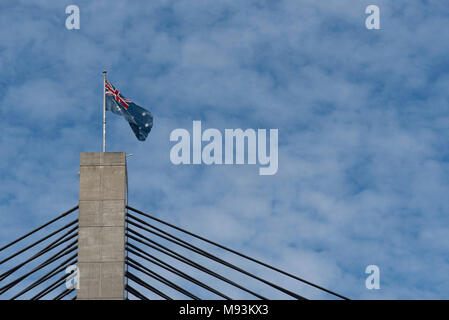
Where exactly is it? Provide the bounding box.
[11,258,77,300]
[0,206,78,252]
[0,228,78,281]
[32,273,70,300]
[126,271,172,300]
[126,284,149,300]
[0,244,77,295]
[126,251,231,300]
[127,205,348,300]
[54,288,75,300]
[126,259,200,300]
[127,231,267,299]
[0,219,78,265]
[126,216,301,299]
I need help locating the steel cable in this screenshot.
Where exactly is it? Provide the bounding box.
[126,217,301,299]
[126,251,231,300]
[0,206,78,252]
[127,205,348,300]
[127,232,267,299]
[126,259,200,300]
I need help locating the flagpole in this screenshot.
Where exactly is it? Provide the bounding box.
[103,70,107,152]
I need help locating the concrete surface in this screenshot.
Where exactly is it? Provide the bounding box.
[77,152,126,300]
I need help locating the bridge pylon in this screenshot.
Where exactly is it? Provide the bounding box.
[77,152,127,300]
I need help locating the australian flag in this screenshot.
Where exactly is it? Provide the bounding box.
[105,79,153,141]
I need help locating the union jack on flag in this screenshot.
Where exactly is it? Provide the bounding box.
[105,79,153,141]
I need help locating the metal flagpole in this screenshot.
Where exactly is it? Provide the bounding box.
[103,70,107,152]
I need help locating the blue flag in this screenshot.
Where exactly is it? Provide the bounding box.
[105,79,153,141]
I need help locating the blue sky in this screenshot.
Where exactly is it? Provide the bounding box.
[1,0,449,299]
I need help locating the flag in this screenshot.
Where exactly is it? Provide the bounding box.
[105,79,153,141]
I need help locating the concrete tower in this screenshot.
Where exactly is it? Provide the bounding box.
[77,152,127,300]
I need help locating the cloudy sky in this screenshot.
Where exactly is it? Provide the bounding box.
[1,0,449,299]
